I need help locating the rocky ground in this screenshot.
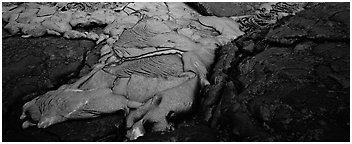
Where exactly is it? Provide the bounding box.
[2,2,350,142]
[200,2,350,142]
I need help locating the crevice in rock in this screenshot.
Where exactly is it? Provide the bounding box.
[184,3,212,16]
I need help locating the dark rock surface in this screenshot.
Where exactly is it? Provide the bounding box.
[265,3,349,45]
[43,113,125,142]
[132,120,218,142]
[200,2,349,141]
[186,2,263,17]
[2,35,124,142]
[3,36,93,114]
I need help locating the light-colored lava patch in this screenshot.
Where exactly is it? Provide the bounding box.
[11,2,307,140]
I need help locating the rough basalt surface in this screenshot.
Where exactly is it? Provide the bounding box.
[2,36,120,141]
[187,2,263,17]
[201,2,349,141]
[3,36,95,114]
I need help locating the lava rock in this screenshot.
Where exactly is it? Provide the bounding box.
[186,2,263,17]
[132,121,218,142]
[2,36,97,141]
[202,2,349,141]
[265,3,349,45]
[44,114,125,142]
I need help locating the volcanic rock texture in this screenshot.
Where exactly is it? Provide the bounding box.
[2,2,350,142]
[201,2,349,141]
